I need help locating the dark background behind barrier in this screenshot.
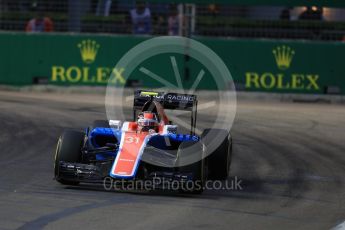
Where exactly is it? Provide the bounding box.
[1,1,345,41]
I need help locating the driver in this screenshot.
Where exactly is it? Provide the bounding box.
[137,111,159,133]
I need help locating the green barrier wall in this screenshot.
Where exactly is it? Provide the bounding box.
[0,32,344,94]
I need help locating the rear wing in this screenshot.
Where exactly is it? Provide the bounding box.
[133,90,198,135]
[133,90,197,111]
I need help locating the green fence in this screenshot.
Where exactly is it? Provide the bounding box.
[0,32,344,94]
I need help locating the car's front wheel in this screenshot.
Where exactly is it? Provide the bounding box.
[54,130,85,185]
[177,141,206,194]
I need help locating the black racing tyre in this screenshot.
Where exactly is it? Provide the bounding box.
[177,141,206,194]
[202,129,232,180]
[92,120,110,128]
[54,130,85,185]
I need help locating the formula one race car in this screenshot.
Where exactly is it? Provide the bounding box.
[54,90,232,194]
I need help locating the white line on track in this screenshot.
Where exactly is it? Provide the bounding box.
[332,221,345,230]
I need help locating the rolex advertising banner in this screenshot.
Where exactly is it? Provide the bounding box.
[201,38,345,94]
[0,32,344,94]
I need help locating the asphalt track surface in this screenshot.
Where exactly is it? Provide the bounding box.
[0,90,344,230]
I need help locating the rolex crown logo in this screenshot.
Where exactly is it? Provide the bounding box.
[272,45,295,70]
[78,40,100,64]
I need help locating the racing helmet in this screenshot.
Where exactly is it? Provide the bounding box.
[137,112,159,131]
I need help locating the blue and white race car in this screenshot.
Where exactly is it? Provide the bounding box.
[54,90,232,194]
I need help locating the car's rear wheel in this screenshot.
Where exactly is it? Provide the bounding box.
[54,130,85,185]
[177,141,206,194]
[202,129,232,180]
[92,120,110,128]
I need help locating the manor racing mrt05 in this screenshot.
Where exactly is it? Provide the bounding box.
[54,90,232,194]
